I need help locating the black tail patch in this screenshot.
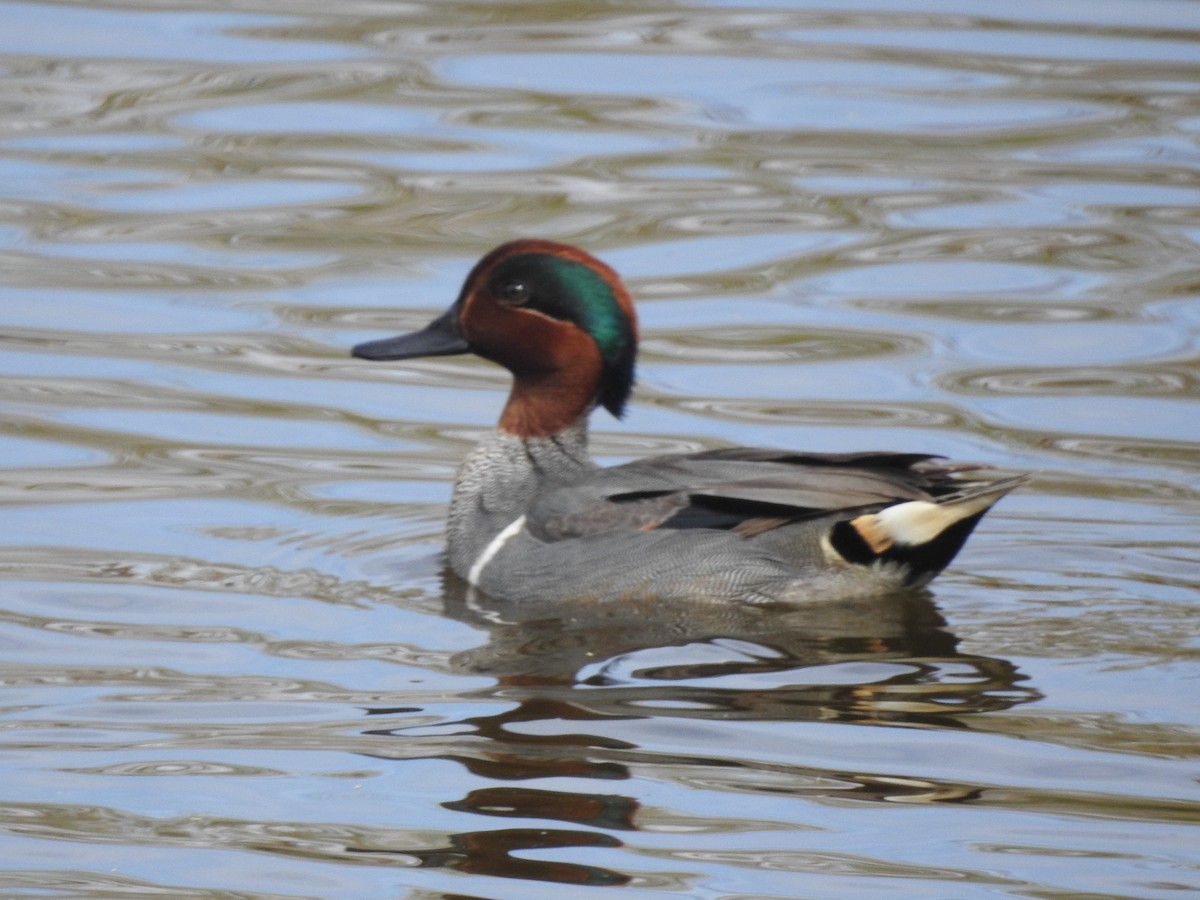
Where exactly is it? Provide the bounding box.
[830,510,989,586]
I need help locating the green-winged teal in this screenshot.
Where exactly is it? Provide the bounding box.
[353,239,1024,604]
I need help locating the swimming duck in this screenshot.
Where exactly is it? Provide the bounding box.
[353,239,1024,605]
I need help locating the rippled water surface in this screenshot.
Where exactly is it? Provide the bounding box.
[2,1,1198,896]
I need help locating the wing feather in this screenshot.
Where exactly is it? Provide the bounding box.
[525,448,993,543]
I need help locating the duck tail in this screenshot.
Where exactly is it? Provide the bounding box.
[828,475,1028,586]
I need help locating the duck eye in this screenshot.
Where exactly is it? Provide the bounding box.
[498,279,531,305]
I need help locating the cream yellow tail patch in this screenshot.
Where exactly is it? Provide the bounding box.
[852,485,1017,552]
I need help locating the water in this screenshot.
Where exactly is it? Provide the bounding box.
[1,0,1198,896]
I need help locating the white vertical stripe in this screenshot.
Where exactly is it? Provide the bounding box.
[467,515,526,586]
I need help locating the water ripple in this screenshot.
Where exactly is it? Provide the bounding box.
[946,366,1195,397]
[2,2,1199,898]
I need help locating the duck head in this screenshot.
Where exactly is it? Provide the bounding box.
[353,240,638,438]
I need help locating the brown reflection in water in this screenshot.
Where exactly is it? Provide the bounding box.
[434,748,628,782]
[349,826,629,886]
[365,694,633,780]
[445,786,639,831]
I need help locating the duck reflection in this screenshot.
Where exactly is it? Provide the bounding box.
[354,575,1038,886]
[440,571,1035,728]
[348,823,630,886]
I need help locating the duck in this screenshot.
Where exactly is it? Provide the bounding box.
[352,239,1025,605]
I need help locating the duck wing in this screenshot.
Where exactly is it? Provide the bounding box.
[527,448,993,541]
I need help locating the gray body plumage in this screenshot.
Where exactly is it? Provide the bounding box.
[444,421,1014,605]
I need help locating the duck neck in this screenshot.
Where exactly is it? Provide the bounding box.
[498,371,598,440]
[444,419,594,575]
